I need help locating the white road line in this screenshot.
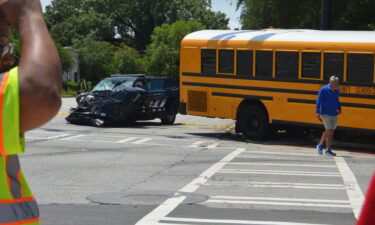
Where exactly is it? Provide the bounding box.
[204,183,346,190]
[334,157,365,219]
[188,141,206,148]
[133,138,152,144]
[28,131,61,134]
[249,181,344,187]
[204,181,346,190]
[26,134,70,140]
[237,155,333,162]
[135,148,246,225]
[212,196,350,203]
[116,137,138,143]
[218,171,341,177]
[221,169,339,175]
[228,162,336,168]
[206,199,351,208]
[243,151,319,157]
[220,169,340,176]
[61,134,86,140]
[162,217,332,225]
[206,142,220,149]
[43,134,71,140]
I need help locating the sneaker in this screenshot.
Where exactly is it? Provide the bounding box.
[325,149,336,156]
[316,144,323,155]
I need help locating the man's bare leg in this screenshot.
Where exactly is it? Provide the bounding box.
[325,129,334,150]
[319,131,326,146]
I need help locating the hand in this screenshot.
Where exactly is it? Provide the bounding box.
[316,114,322,121]
[0,0,43,27]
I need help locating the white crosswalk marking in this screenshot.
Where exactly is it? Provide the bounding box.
[227,162,336,168]
[44,134,71,140]
[135,148,246,225]
[61,134,86,140]
[211,196,350,203]
[243,151,320,157]
[133,138,152,144]
[162,217,331,225]
[116,137,138,143]
[218,169,341,177]
[237,155,333,162]
[335,157,364,219]
[204,181,346,190]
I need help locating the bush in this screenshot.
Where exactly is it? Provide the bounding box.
[63,81,79,96]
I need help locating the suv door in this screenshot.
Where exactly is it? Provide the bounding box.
[146,79,167,114]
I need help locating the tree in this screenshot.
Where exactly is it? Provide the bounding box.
[146,20,205,77]
[73,38,117,83]
[237,0,375,30]
[45,0,115,46]
[45,0,228,50]
[108,46,146,75]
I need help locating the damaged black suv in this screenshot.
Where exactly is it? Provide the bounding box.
[66,75,179,127]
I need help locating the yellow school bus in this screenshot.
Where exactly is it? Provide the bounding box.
[179,29,375,140]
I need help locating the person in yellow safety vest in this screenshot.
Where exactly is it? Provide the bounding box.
[0,0,62,224]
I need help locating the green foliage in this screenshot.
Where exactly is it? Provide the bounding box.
[108,46,146,75]
[73,38,117,83]
[146,20,205,77]
[62,80,79,96]
[45,0,228,50]
[237,0,375,30]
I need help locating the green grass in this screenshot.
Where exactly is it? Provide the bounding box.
[62,89,77,97]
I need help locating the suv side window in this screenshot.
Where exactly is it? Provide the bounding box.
[148,79,165,91]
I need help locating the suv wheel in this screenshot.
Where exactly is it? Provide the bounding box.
[161,104,177,125]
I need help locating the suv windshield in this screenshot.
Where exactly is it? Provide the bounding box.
[92,78,134,92]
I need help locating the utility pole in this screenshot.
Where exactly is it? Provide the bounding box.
[321,0,332,30]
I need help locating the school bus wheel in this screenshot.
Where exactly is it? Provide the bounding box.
[238,104,270,141]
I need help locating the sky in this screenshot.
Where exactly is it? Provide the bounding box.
[41,0,241,29]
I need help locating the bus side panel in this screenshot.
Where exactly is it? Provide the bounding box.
[272,99,375,130]
[210,94,240,119]
[180,47,201,113]
[339,107,375,130]
[180,47,201,73]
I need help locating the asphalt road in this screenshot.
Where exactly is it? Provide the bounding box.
[21,98,375,225]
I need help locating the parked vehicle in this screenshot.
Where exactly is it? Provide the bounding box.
[66,74,179,127]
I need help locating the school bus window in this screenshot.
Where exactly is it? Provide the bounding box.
[219,49,235,74]
[347,54,374,83]
[302,52,321,79]
[201,49,216,74]
[276,51,299,79]
[256,51,273,78]
[324,53,344,81]
[237,50,253,76]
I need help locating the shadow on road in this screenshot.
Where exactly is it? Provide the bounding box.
[187,127,375,155]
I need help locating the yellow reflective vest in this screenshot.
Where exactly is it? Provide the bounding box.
[0,68,40,225]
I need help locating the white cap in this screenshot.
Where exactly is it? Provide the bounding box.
[330,75,339,81]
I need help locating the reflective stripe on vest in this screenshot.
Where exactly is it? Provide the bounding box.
[0,69,39,224]
[6,155,22,199]
[0,198,39,223]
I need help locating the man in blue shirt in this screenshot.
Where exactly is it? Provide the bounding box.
[316,76,342,156]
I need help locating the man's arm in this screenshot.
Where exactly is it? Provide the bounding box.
[1,0,62,132]
[316,88,324,120]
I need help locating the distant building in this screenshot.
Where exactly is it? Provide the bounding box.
[63,47,80,82]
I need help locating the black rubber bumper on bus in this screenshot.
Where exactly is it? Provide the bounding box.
[179,103,187,115]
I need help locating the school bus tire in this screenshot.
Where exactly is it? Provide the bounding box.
[238,104,270,141]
